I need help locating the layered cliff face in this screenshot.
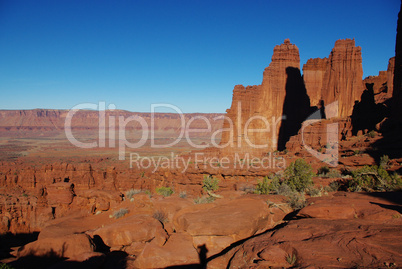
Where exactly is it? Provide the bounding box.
[303,58,328,107]
[303,39,364,118]
[220,39,309,153]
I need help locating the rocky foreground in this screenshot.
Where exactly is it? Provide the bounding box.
[0,188,401,268]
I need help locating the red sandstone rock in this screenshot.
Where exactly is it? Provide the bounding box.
[224,192,402,268]
[46,182,75,206]
[132,232,199,268]
[303,57,328,107]
[92,214,168,248]
[17,233,95,260]
[220,39,306,153]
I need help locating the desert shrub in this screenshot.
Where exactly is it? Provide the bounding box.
[325,181,340,192]
[254,174,281,194]
[317,165,330,176]
[286,192,307,210]
[179,191,187,198]
[306,187,322,197]
[194,196,215,204]
[367,130,376,138]
[286,253,297,266]
[156,186,174,197]
[153,210,168,224]
[283,159,314,192]
[0,264,16,269]
[326,169,342,178]
[112,208,129,219]
[202,175,219,192]
[275,183,293,196]
[348,165,402,192]
[380,155,390,169]
[125,189,142,199]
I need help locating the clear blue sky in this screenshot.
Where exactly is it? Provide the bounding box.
[0,0,400,113]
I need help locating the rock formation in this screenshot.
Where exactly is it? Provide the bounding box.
[362,57,395,102]
[303,57,328,107]
[220,39,310,153]
[303,39,364,118]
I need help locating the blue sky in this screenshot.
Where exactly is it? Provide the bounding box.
[0,0,400,113]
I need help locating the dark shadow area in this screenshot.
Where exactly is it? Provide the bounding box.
[363,191,402,206]
[0,232,39,260]
[351,84,388,136]
[92,235,110,253]
[8,250,67,269]
[370,202,402,214]
[1,233,127,269]
[366,191,402,214]
[278,67,314,150]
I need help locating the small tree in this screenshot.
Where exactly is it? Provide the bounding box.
[284,159,314,192]
[202,175,219,192]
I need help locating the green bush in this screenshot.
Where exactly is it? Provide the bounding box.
[326,169,342,178]
[283,159,314,192]
[348,165,402,192]
[380,155,390,169]
[286,192,307,210]
[202,175,219,192]
[254,174,282,194]
[156,186,174,197]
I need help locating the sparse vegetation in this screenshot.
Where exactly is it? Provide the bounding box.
[286,253,297,265]
[326,169,342,178]
[125,189,142,199]
[194,196,215,204]
[276,183,293,196]
[367,130,376,138]
[380,155,390,169]
[325,181,340,192]
[156,186,174,197]
[317,165,330,176]
[306,187,323,197]
[283,159,314,192]
[254,174,281,195]
[153,210,168,224]
[202,175,219,192]
[286,192,307,210]
[347,165,402,192]
[111,208,129,219]
[0,263,16,269]
[179,191,187,198]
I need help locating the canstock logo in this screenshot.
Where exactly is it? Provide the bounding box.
[301,101,339,167]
